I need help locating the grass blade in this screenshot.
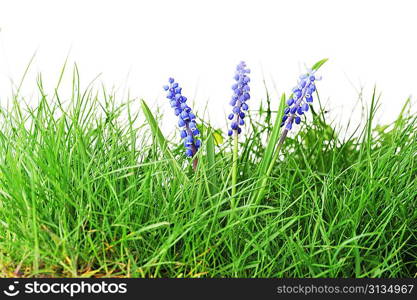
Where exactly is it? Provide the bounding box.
[140,99,186,181]
[206,131,217,195]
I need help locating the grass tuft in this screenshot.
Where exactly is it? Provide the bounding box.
[0,65,416,278]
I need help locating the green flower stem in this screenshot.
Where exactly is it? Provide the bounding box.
[231,129,239,199]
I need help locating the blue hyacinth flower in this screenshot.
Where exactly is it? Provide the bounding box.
[164,78,201,157]
[228,61,250,136]
[280,68,322,131]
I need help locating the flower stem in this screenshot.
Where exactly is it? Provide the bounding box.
[231,129,239,199]
[192,157,198,171]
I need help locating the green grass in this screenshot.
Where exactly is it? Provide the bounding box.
[0,65,416,278]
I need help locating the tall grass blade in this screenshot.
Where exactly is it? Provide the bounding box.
[140,99,186,181]
[206,131,217,195]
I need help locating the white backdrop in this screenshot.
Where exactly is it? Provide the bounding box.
[1,0,416,135]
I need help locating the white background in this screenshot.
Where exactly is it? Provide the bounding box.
[0,0,416,135]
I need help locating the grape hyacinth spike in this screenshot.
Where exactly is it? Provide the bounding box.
[228,61,250,137]
[229,61,250,198]
[163,78,201,167]
[280,68,322,133]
